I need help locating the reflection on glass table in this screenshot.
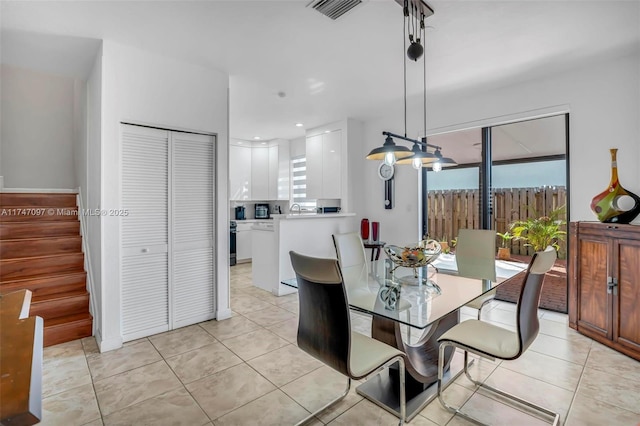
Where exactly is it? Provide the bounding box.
[281,257,526,421]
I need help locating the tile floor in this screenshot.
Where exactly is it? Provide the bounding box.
[39,262,640,425]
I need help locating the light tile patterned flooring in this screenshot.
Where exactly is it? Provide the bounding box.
[40,262,640,425]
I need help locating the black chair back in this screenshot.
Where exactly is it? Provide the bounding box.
[289,251,351,377]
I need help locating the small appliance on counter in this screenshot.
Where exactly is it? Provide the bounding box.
[255,203,270,219]
[235,206,245,220]
[317,207,341,214]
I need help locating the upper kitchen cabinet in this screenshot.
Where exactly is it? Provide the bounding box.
[229,144,252,200]
[306,130,342,199]
[229,140,290,201]
[305,119,362,212]
[251,146,270,200]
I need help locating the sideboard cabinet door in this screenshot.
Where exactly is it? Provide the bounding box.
[569,221,640,361]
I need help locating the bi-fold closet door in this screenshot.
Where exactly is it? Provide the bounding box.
[121,123,216,342]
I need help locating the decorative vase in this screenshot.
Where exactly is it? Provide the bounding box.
[372,222,380,242]
[590,149,640,224]
[360,218,370,241]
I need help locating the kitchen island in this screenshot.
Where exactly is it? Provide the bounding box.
[251,212,356,295]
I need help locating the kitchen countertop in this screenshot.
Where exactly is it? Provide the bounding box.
[270,212,355,220]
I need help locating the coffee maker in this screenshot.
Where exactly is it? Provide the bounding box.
[235,206,245,220]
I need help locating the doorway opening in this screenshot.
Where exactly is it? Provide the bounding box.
[420,113,569,312]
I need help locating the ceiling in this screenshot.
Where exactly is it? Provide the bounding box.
[1,1,638,146]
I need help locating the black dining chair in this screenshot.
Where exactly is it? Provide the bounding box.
[289,251,407,425]
[437,246,560,425]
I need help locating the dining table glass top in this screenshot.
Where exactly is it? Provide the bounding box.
[281,256,527,330]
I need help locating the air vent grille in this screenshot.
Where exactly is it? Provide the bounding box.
[308,0,363,20]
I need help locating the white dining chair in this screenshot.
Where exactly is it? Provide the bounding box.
[455,229,497,319]
[332,232,413,339]
[437,247,559,425]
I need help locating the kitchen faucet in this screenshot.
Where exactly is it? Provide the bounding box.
[290,203,301,214]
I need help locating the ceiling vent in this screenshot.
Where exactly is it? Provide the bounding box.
[308,0,363,20]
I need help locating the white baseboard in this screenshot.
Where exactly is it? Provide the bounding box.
[96,331,124,353]
[1,187,77,193]
[216,308,233,321]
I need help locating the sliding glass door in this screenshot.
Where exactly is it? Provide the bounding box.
[420,113,569,312]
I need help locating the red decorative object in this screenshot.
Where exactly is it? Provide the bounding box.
[361,218,370,241]
[372,222,380,242]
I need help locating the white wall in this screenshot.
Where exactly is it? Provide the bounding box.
[84,48,103,337]
[97,41,229,351]
[1,64,76,189]
[360,51,640,244]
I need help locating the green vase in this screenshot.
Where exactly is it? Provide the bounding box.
[590,148,640,224]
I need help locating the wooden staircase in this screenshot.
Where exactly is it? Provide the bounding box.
[0,193,92,347]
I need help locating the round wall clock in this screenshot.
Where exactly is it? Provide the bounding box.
[378,163,394,181]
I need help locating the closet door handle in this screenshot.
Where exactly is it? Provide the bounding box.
[141,248,149,253]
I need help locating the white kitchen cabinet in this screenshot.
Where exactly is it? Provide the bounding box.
[236,222,253,261]
[305,130,342,199]
[268,145,279,200]
[229,145,252,200]
[321,130,342,199]
[251,146,270,200]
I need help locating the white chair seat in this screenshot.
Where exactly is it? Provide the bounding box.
[350,331,404,378]
[438,319,519,359]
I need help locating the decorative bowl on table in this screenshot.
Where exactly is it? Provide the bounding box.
[384,240,442,268]
[384,240,442,291]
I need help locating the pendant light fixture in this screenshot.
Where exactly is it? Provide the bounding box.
[366,0,457,172]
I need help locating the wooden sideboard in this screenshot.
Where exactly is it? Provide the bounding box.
[569,221,640,361]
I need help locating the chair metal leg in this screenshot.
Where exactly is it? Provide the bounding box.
[476,297,494,320]
[295,377,351,426]
[437,343,560,426]
[398,357,405,426]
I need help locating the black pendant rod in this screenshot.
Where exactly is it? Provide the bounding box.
[382,131,441,150]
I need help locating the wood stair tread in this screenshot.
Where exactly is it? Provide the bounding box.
[0,193,77,208]
[0,252,84,263]
[1,271,87,286]
[44,312,92,327]
[0,235,81,242]
[31,289,89,304]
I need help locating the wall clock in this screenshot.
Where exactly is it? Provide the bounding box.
[378,163,394,209]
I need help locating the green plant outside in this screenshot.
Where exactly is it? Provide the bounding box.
[496,231,514,248]
[510,205,567,252]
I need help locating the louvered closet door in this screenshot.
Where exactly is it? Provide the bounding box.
[121,124,169,340]
[171,132,216,328]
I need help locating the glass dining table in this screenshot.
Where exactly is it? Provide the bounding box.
[281,257,527,421]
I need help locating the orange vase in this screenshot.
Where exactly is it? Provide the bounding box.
[590,149,640,224]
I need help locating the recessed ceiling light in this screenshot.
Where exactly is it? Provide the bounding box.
[253,136,261,140]
[295,123,303,127]
[325,130,331,134]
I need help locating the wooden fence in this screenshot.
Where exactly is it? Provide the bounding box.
[427,186,567,258]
